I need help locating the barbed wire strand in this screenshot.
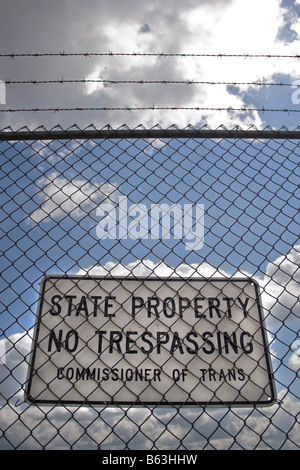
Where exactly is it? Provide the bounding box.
[3,79,296,87]
[0,52,300,59]
[0,106,299,113]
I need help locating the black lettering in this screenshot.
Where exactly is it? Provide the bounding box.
[223,297,233,318]
[217,331,222,353]
[48,329,78,352]
[85,368,96,380]
[135,369,144,381]
[132,296,144,318]
[237,297,250,317]
[76,295,89,317]
[64,330,79,352]
[66,367,74,380]
[57,367,64,379]
[126,331,138,354]
[76,368,85,380]
[126,369,134,381]
[208,298,221,318]
[109,331,123,353]
[95,330,107,353]
[209,369,216,381]
[48,329,63,352]
[240,331,253,353]
[91,296,102,316]
[65,295,77,316]
[223,331,238,354]
[140,331,154,354]
[163,297,176,318]
[202,331,215,354]
[157,332,169,354]
[104,295,116,317]
[179,297,191,317]
[185,331,199,354]
[172,368,181,381]
[194,297,205,318]
[238,368,246,381]
[49,295,62,316]
[148,297,160,317]
[170,332,184,354]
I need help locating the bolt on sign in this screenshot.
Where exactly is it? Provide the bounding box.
[25,276,276,407]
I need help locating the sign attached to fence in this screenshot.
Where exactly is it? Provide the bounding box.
[25,276,276,407]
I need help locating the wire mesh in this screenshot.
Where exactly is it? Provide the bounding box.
[0,126,299,450]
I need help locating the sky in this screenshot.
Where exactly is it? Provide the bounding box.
[0,0,300,129]
[0,0,299,451]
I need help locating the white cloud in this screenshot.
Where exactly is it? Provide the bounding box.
[260,244,300,325]
[76,258,225,278]
[0,331,33,404]
[29,171,119,223]
[288,338,300,372]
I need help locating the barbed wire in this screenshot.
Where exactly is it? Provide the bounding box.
[0,106,299,113]
[1,52,298,117]
[0,52,299,59]
[3,78,296,87]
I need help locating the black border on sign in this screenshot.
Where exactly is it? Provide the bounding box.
[25,275,277,407]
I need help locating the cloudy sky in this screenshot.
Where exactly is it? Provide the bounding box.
[0,0,299,451]
[0,0,300,129]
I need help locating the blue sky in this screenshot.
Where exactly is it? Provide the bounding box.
[0,0,299,450]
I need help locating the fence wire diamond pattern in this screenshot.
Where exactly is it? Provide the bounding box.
[0,126,299,450]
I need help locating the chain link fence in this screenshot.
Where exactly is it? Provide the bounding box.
[0,126,299,450]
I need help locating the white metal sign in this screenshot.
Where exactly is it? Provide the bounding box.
[25,276,276,407]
